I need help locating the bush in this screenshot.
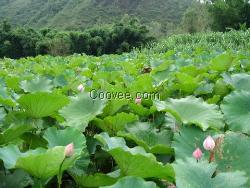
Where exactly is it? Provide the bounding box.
[0,18,154,59]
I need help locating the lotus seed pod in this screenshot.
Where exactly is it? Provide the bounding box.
[203,135,215,151]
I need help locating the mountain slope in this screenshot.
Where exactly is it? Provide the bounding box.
[0,0,193,29]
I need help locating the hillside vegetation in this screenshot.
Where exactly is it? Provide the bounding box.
[0,0,193,30]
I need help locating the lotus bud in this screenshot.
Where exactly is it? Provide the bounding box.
[77,84,84,92]
[193,148,202,160]
[64,143,74,157]
[135,97,142,105]
[203,136,215,151]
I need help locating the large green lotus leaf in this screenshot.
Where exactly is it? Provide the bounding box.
[5,76,21,91]
[179,65,204,77]
[53,75,68,87]
[94,113,138,135]
[151,69,170,87]
[0,107,6,123]
[154,96,224,131]
[101,176,157,188]
[0,86,16,107]
[0,145,78,179]
[43,127,86,154]
[95,132,127,150]
[18,92,69,118]
[127,74,155,97]
[94,71,123,84]
[99,80,126,95]
[16,146,78,179]
[173,126,217,160]
[150,59,172,72]
[194,83,214,95]
[21,132,47,149]
[0,124,33,145]
[128,103,156,116]
[0,170,33,188]
[102,100,129,116]
[150,60,174,86]
[173,72,199,94]
[71,173,118,187]
[2,112,32,128]
[215,132,250,186]
[3,113,51,143]
[0,145,24,169]
[213,79,230,96]
[60,93,106,131]
[118,122,173,154]
[161,112,182,131]
[108,148,174,181]
[69,151,90,175]
[207,95,221,104]
[20,77,53,93]
[210,53,233,72]
[221,91,250,134]
[95,133,174,181]
[173,158,247,188]
[223,73,250,91]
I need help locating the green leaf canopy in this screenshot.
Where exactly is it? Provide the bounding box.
[18,92,69,118]
[0,145,79,179]
[173,158,247,188]
[71,173,118,188]
[60,93,106,131]
[95,133,174,181]
[118,122,173,154]
[101,176,157,188]
[20,77,53,93]
[223,73,250,91]
[221,91,250,134]
[43,127,86,154]
[154,96,224,131]
[215,132,250,187]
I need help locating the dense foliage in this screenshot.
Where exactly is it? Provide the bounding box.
[152,29,250,53]
[0,31,250,187]
[180,2,211,34]
[172,0,250,34]
[1,0,249,39]
[0,19,153,58]
[208,0,250,31]
[0,0,193,30]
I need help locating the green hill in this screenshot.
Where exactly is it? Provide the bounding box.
[0,0,193,29]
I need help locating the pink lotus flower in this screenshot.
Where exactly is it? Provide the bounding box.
[135,97,142,105]
[64,143,74,157]
[193,148,202,160]
[203,136,215,151]
[77,84,84,92]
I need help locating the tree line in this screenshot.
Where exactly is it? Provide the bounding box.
[180,0,250,34]
[0,18,153,59]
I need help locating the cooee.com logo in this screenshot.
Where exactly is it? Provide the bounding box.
[89,89,160,100]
